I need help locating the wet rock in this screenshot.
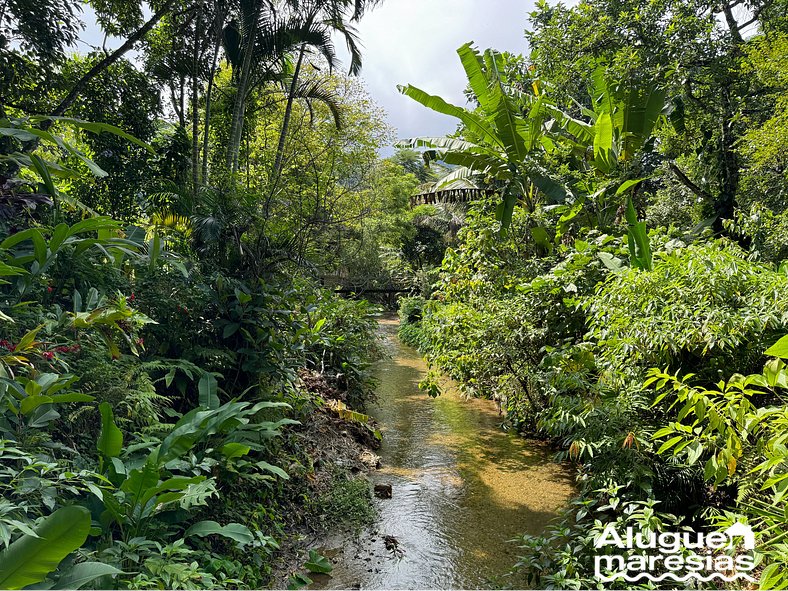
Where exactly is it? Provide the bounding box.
[384,534,405,558]
[374,483,392,498]
[383,535,398,551]
[359,450,382,469]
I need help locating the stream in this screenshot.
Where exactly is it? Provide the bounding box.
[312,318,574,589]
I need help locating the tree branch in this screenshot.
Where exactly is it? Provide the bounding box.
[668,162,714,202]
[48,0,178,121]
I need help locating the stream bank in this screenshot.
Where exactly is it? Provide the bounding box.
[309,318,574,589]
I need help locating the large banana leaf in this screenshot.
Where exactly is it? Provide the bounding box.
[397,84,501,149]
[621,85,666,160]
[456,43,527,162]
[97,402,123,459]
[51,562,123,590]
[0,506,91,590]
[184,520,255,546]
[593,112,615,172]
[624,194,652,271]
[396,137,480,153]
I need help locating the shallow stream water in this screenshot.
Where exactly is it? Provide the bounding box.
[312,318,574,589]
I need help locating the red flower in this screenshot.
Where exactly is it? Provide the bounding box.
[129,292,136,301]
[54,344,80,353]
[42,351,54,360]
[135,337,144,346]
[46,286,53,293]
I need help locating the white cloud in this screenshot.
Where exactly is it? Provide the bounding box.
[335,0,538,151]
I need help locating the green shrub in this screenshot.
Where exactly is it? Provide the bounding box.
[586,239,788,377]
[397,296,426,348]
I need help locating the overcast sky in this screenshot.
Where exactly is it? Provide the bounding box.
[336,1,537,149]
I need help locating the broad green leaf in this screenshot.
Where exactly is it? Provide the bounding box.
[304,550,333,574]
[0,506,91,590]
[1,229,47,268]
[29,155,59,199]
[593,112,614,172]
[625,196,652,271]
[198,373,220,409]
[97,403,123,458]
[615,178,648,196]
[20,393,92,415]
[51,562,123,590]
[758,563,785,590]
[15,325,43,352]
[598,252,624,272]
[184,521,254,546]
[530,226,553,253]
[220,443,251,459]
[765,335,788,359]
[398,84,501,150]
[47,224,70,254]
[657,436,683,455]
[256,461,289,480]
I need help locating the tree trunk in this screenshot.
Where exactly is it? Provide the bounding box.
[201,9,225,184]
[714,88,740,233]
[226,0,263,174]
[271,43,306,187]
[49,0,177,121]
[179,73,186,129]
[721,2,744,45]
[191,5,202,195]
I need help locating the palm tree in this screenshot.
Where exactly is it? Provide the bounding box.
[269,0,381,186]
[223,0,345,173]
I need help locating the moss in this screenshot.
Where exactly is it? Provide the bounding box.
[316,474,376,532]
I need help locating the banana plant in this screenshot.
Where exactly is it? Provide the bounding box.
[550,67,666,173]
[0,218,143,297]
[398,42,569,233]
[92,399,296,543]
[0,373,94,435]
[548,67,667,270]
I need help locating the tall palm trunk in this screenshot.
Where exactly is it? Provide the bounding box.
[201,8,225,184]
[191,5,203,195]
[226,1,263,175]
[271,43,306,186]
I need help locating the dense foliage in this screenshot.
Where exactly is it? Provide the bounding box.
[6,0,788,588]
[397,1,788,588]
[0,0,438,588]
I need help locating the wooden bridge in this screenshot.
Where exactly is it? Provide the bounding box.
[332,286,413,308]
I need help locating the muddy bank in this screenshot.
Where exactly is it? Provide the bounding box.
[270,369,384,588]
[309,319,574,590]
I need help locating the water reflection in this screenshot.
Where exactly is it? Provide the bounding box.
[312,319,574,590]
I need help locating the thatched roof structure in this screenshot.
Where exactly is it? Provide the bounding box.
[409,186,496,207]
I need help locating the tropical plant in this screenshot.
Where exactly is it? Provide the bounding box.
[647,334,788,589]
[399,43,566,231]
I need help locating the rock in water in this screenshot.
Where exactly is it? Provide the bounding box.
[374,483,392,498]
